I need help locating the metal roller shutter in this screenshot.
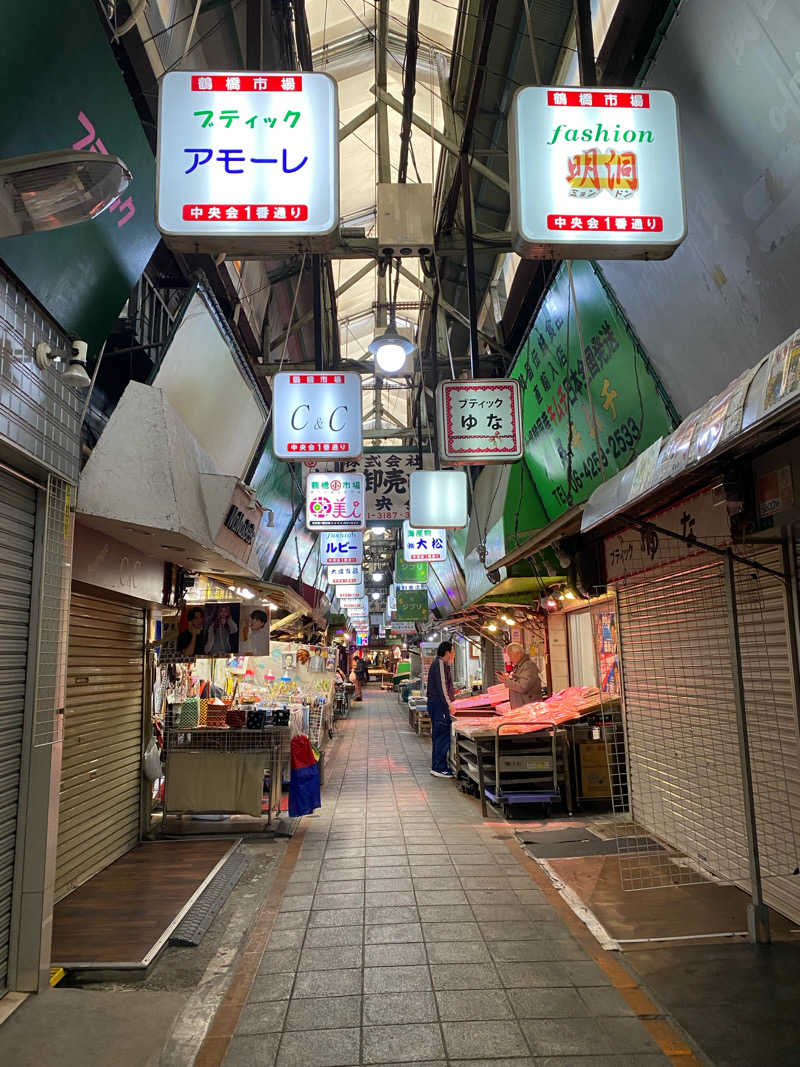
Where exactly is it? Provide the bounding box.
[0,470,37,993]
[55,593,145,901]
[616,543,800,922]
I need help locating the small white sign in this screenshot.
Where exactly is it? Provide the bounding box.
[403,520,447,563]
[306,473,365,531]
[322,533,362,565]
[274,373,363,459]
[509,86,686,260]
[157,71,338,252]
[436,379,523,464]
[410,470,468,529]
[328,564,363,586]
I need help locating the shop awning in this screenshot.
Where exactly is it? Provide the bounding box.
[77,382,270,578]
[195,573,327,635]
[471,575,566,608]
[581,338,800,536]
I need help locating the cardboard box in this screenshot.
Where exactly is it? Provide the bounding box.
[579,743,611,798]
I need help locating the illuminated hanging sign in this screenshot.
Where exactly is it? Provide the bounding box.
[273,373,363,458]
[327,564,363,586]
[436,379,523,464]
[156,71,339,252]
[395,553,428,583]
[306,473,365,531]
[509,86,686,260]
[410,470,468,528]
[403,520,447,563]
[322,533,362,565]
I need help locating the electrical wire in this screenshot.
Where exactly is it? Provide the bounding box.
[277,253,308,373]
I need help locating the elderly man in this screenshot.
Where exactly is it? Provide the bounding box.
[497,642,544,708]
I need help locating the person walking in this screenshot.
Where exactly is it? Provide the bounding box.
[497,642,544,708]
[352,652,369,701]
[427,640,456,778]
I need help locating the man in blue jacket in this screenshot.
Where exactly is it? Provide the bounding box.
[426,640,456,778]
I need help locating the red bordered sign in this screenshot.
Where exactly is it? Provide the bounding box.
[436,379,523,464]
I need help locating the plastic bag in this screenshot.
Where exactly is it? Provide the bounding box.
[143,736,162,781]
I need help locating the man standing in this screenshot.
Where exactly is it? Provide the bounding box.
[427,640,456,778]
[497,642,544,708]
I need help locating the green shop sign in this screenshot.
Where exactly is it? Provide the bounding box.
[0,0,159,354]
[396,588,429,623]
[510,261,676,522]
[395,553,428,583]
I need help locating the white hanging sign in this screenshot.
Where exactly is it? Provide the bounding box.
[403,520,447,563]
[409,469,468,529]
[327,564,363,586]
[321,532,362,565]
[509,86,686,260]
[273,372,363,459]
[436,379,523,464]
[306,473,365,531]
[156,71,339,252]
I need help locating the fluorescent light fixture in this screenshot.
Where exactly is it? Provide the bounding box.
[371,526,386,536]
[371,592,381,600]
[487,623,497,632]
[371,572,384,582]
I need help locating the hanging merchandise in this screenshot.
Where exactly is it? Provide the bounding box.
[143,737,162,782]
[289,734,321,816]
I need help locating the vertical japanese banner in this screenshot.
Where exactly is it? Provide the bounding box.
[509,260,675,521]
[342,452,433,523]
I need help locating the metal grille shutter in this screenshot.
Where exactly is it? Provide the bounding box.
[617,544,800,922]
[55,593,145,901]
[0,471,36,993]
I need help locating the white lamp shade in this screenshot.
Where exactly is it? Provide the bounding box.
[409,470,468,528]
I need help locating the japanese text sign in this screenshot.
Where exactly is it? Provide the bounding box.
[306,451,433,522]
[273,373,363,458]
[394,553,428,584]
[396,588,429,623]
[410,470,468,529]
[327,564,363,586]
[604,488,730,583]
[306,473,365,531]
[436,380,523,464]
[322,533,362,565]
[157,71,338,252]
[403,520,447,563]
[509,86,686,259]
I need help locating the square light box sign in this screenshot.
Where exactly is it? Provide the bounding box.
[509,86,686,260]
[410,469,468,529]
[273,372,363,459]
[328,564,363,586]
[402,520,447,563]
[437,379,523,464]
[306,473,365,531]
[157,71,339,253]
[322,532,362,565]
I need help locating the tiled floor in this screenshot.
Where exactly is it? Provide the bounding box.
[224,690,668,1065]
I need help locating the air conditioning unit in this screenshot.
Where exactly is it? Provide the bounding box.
[377,183,433,256]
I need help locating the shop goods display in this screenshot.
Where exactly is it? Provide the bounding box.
[454,686,605,737]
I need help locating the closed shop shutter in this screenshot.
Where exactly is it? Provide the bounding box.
[55,593,145,902]
[616,544,800,923]
[0,470,37,993]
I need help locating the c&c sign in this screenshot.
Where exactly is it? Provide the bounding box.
[273,372,363,459]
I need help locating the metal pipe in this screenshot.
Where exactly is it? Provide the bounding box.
[398,0,420,184]
[573,0,597,87]
[723,549,770,944]
[312,253,323,370]
[460,152,479,379]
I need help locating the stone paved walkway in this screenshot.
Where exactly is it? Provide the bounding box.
[223,690,669,1065]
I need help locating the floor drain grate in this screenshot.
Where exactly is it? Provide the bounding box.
[169,853,248,947]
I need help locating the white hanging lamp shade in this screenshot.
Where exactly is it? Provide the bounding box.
[368,321,415,375]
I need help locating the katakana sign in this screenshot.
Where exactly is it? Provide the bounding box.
[306,473,364,531]
[327,565,363,586]
[437,380,523,464]
[322,533,362,565]
[403,520,447,563]
[157,71,338,252]
[305,451,433,522]
[509,86,686,259]
[273,373,363,459]
[394,553,428,584]
[396,588,429,623]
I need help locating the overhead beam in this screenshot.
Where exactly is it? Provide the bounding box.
[339,102,377,142]
[237,234,515,263]
[270,260,374,350]
[373,86,509,194]
[574,0,597,86]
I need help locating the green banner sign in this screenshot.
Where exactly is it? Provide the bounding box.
[396,588,429,623]
[510,261,676,522]
[394,553,429,583]
[0,1,159,355]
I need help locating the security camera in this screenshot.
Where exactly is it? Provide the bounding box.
[35,339,91,387]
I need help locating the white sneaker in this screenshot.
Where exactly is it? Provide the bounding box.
[430,770,453,778]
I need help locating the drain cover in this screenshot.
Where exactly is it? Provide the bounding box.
[169,853,248,947]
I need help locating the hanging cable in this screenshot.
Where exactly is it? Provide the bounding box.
[277,253,308,373]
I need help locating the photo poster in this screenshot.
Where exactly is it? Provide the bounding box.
[159,601,270,661]
[593,607,620,698]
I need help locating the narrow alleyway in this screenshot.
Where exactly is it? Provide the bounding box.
[208,691,685,1066]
